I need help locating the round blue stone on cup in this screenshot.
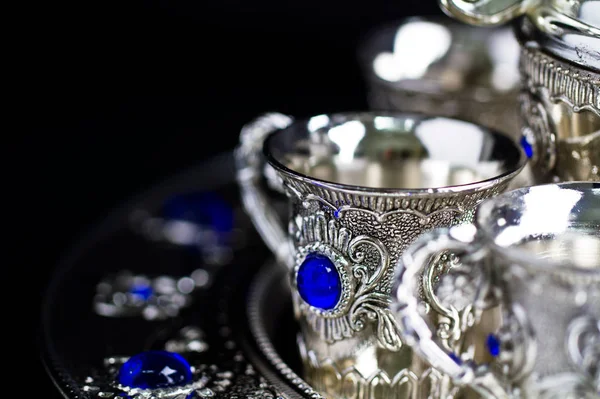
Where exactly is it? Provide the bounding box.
[118,350,193,389]
[296,253,342,310]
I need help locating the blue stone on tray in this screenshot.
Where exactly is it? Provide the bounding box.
[296,253,342,310]
[129,283,153,301]
[486,333,501,357]
[161,191,233,235]
[118,350,193,389]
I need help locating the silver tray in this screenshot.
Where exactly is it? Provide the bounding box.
[39,151,317,399]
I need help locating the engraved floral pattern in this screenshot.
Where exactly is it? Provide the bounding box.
[292,214,403,351]
[281,172,509,353]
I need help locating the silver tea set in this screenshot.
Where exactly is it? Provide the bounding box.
[235,1,599,398]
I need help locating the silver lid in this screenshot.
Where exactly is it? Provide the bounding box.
[439,0,600,71]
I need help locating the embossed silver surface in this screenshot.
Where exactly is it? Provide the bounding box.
[517,31,599,183]
[391,181,600,398]
[358,16,522,137]
[235,112,526,398]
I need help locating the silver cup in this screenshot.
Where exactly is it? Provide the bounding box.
[358,15,522,138]
[235,111,526,398]
[391,182,600,398]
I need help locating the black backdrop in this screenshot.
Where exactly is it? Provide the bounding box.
[30,1,444,396]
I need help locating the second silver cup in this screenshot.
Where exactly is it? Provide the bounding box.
[392,182,600,398]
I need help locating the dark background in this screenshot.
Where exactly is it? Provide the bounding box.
[30,1,443,396]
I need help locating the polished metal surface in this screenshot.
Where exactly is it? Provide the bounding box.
[391,182,600,398]
[235,112,526,398]
[513,1,600,71]
[358,16,522,136]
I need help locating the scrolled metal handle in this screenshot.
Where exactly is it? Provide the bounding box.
[234,112,295,267]
[391,223,508,399]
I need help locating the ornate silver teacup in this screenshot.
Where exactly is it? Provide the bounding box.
[358,15,522,137]
[392,182,600,398]
[439,0,600,183]
[235,112,526,398]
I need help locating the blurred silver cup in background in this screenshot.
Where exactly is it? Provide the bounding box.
[358,16,522,138]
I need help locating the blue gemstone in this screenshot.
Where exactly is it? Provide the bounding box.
[129,283,153,300]
[520,135,534,159]
[334,209,341,219]
[296,253,342,310]
[486,334,501,357]
[161,191,233,235]
[118,350,193,389]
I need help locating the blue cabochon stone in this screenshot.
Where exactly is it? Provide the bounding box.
[118,350,193,389]
[296,253,342,310]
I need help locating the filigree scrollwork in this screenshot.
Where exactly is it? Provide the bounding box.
[490,302,537,383]
[566,314,600,389]
[423,252,492,352]
[292,213,403,351]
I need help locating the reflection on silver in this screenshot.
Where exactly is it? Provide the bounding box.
[268,113,523,191]
[235,112,525,398]
[391,182,600,398]
[93,270,211,320]
[358,16,521,136]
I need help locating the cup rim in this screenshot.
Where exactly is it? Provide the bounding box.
[476,181,600,277]
[263,111,528,197]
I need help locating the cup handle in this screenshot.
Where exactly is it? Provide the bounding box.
[234,112,295,267]
[391,224,508,399]
[439,0,537,26]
